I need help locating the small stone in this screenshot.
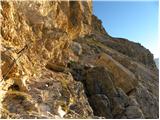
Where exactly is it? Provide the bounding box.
[38,103,51,114]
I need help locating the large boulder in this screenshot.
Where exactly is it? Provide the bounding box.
[86,66,117,96]
[94,53,137,93]
[85,66,138,118]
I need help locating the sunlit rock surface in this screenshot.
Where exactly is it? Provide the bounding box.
[0,1,159,119]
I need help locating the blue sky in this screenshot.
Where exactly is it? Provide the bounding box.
[93,0,159,58]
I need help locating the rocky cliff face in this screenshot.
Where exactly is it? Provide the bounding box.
[0,1,159,119]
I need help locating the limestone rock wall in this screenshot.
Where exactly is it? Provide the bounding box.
[0,1,94,118]
[1,1,92,78]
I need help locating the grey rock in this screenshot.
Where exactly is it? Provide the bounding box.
[86,66,117,96]
[70,42,82,56]
[89,94,113,118]
[125,106,144,119]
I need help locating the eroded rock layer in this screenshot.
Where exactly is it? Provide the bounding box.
[0,1,159,119]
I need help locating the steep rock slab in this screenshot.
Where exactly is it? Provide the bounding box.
[93,53,137,93]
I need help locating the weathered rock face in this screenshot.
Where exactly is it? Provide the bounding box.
[1,1,92,77]
[102,37,157,70]
[1,0,159,119]
[1,1,93,118]
[91,15,107,35]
